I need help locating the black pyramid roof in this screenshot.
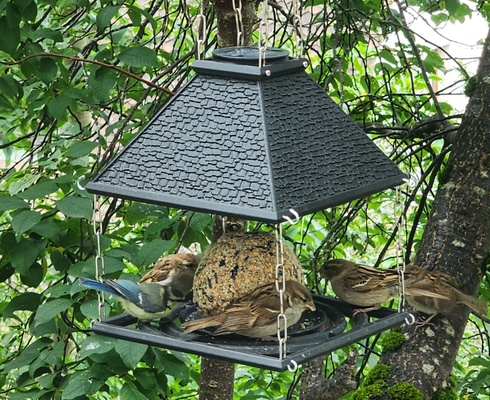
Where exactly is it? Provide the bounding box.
[86,49,406,223]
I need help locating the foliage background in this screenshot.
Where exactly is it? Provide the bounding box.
[0,0,489,398]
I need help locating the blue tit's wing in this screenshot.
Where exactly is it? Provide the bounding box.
[102,279,144,305]
[137,283,171,313]
[79,278,120,297]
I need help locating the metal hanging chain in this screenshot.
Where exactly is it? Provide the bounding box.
[291,0,304,58]
[395,175,418,325]
[275,223,287,360]
[194,0,207,60]
[93,194,106,322]
[257,0,270,68]
[275,209,300,367]
[232,0,244,47]
[394,185,406,314]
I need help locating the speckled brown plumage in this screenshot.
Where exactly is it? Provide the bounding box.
[193,231,305,315]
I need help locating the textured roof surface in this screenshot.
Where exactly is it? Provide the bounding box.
[87,59,406,222]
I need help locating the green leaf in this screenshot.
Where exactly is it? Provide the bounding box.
[132,369,158,391]
[89,67,118,101]
[96,5,120,31]
[47,94,70,121]
[34,298,72,325]
[0,74,23,99]
[0,16,20,55]
[0,93,12,109]
[62,370,102,400]
[126,4,157,31]
[119,46,159,67]
[133,239,176,267]
[29,28,63,42]
[8,173,41,196]
[120,381,148,400]
[0,196,28,211]
[56,196,93,219]
[115,340,148,368]
[17,0,37,22]
[79,335,117,357]
[4,338,52,371]
[12,210,42,235]
[65,141,98,158]
[73,255,126,277]
[31,220,60,241]
[16,181,58,200]
[12,239,46,274]
[20,262,46,287]
[35,57,58,85]
[0,263,15,282]
[3,292,41,318]
[443,0,460,15]
[80,299,101,319]
[50,250,71,272]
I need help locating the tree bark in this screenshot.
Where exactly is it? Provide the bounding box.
[212,0,256,47]
[199,357,235,400]
[379,28,490,398]
[197,217,246,400]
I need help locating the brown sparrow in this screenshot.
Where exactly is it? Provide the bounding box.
[140,253,200,300]
[405,265,488,323]
[321,259,449,314]
[181,280,316,338]
[321,259,402,312]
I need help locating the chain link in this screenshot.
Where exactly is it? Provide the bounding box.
[232,0,244,47]
[257,0,269,68]
[275,224,287,359]
[194,1,207,60]
[394,185,405,313]
[93,194,106,322]
[292,0,304,58]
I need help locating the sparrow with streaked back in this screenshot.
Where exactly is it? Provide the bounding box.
[405,265,488,323]
[140,253,200,300]
[321,259,401,312]
[321,259,450,313]
[181,280,316,338]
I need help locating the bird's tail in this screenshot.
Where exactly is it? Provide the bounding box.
[181,315,223,334]
[458,292,488,317]
[79,277,119,297]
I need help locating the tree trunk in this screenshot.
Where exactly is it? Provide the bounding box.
[199,357,235,400]
[379,28,490,398]
[197,0,257,395]
[212,0,256,47]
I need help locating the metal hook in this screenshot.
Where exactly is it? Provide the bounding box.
[282,209,300,225]
[403,173,419,188]
[288,360,298,373]
[405,313,416,326]
[76,175,87,191]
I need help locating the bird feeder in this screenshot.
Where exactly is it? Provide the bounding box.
[86,47,406,223]
[85,47,410,370]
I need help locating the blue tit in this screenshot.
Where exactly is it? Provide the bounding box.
[79,276,181,320]
[140,253,199,300]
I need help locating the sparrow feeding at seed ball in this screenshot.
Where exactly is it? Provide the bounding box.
[404,265,488,324]
[192,230,305,315]
[181,280,316,338]
[79,276,185,320]
[140,253,200,300]
[321,259,402,313]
